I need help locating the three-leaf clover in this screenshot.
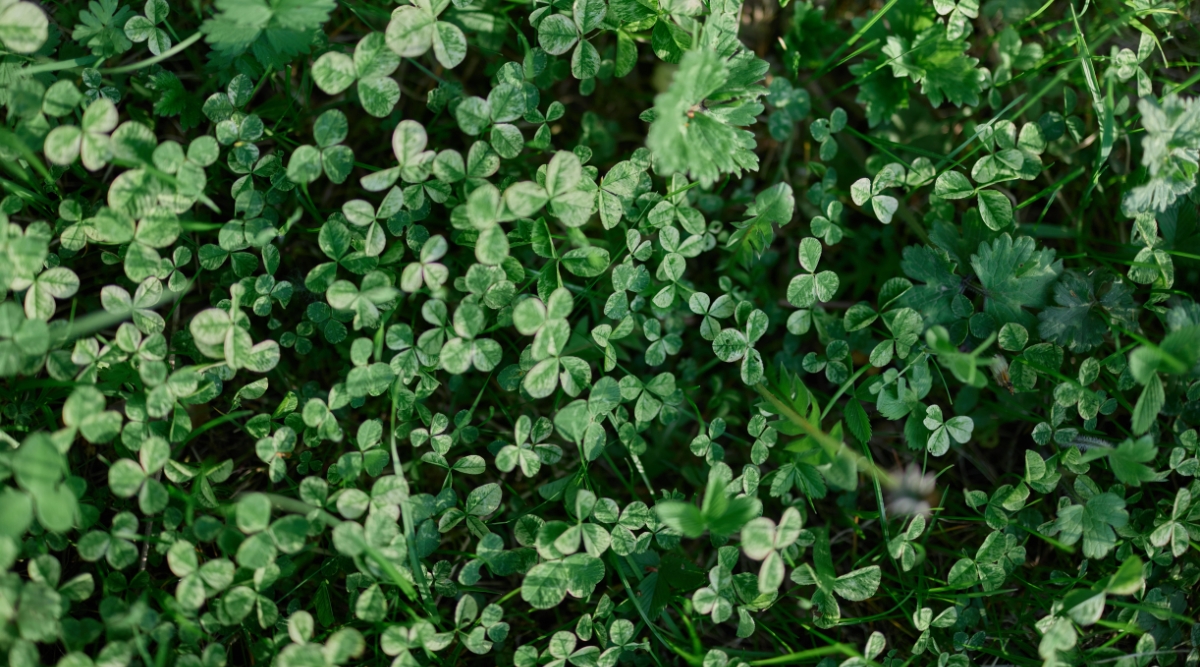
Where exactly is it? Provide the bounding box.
[1107,32,1154,97]
[802,339,851,384]
[765,77,812,141]
[287,109,355,185]
[596,156,650,228]
[201,74,263,146]
[22,266,79,321]
[690,547,778,637]
[381,621,452,665]
[911,605,958,655]
[400,235,450,293]
[688,292,736,341]
[188,301,281,373]
[504,151,596,228]
[454,82,529,158]
[5,432,80,535]
[789,528,882,628]
[313,32,402,117]
[713,308,769,385]
[641,317,682,367]
[922,404,974,456]
[341,195,397,258]
[617,372,676,423]
[107,435,171,514]
[349,419,394,479]
[166,539,235,611]
[364,120,437,191]
[43,97,119,170]
[495,415,562,477]
[326,271,400,331]
[787,237,839,309]
[1150,488,1199,559]
[385,0,468,70]
[255,426,297,483]
[465,183,513,265]
[535,0,606,80]
[887,514,927,572]
[123,0,171,55]
[233,492,311,570]
[551,375,621,461]
[869,307,924,367]
[809,108,847,161]
[440,302,502,374]
[0,301,51,378]
[514,288,592,398]
[810,200,845,245]
[553,490,612,558]
[534,630,599,667]
[850,163,906,224]
[62,383,123,445]
[520,551,605,610]
[692,561,737,624]
[77,512,141,569]
[460,263,518,309]
[440,482,503,536]
[99,276,167,334]
[453,596,509,654]
[740,507,805,594]
[305,216,381,293]
[933,0,979,40]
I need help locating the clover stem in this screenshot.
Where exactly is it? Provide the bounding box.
[754,382,897,490]
[18,56,102,77]
[629,452,655,495]
[747,644,861,667]
[608,553,703,666]
[100,32,205,75]
[390,376,440,617]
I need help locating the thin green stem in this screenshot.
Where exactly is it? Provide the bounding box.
[754,382,896,490]
[748,644,861,666]
[100,32,205,75]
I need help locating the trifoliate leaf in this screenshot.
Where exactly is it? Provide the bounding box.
[1052,492,1128,559]
[1079,436,1158,486]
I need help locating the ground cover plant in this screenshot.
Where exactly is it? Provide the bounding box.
[1,0,1200,665]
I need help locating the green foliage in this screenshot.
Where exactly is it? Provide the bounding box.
[202,0,337,67]
[0,1,1198,667]
[646,48,766,187]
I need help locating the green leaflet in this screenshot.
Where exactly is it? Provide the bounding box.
[0,1,1195,665]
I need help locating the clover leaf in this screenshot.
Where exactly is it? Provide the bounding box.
[850,162,906,225]
[712,308,769,385]
[385,0,467,69]
[313,32,402,117]
[922,404,974,456]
